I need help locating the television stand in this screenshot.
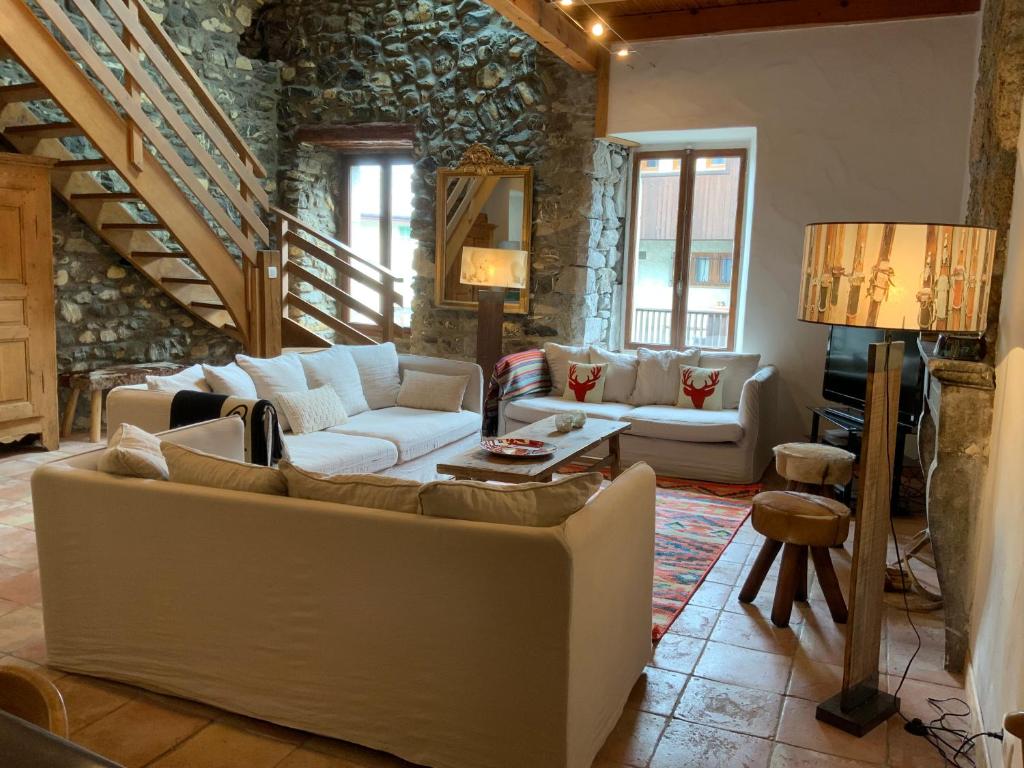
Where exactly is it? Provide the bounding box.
[809,405,913,515]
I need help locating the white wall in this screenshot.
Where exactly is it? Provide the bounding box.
[608,16,981,437]
[970,96,1024,768]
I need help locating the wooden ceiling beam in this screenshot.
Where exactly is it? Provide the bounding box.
[295,123,415,153]
[605,0,980,42]
[485,0,601,72]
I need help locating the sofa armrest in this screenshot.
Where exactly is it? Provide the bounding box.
[398,354,484,414]
[738,365,777,434]
[106,385,176,434]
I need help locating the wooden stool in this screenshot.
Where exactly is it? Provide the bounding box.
[740,490,851,628]
[0,665,69,737]
[60,362,184,443]
[773,442,855,497]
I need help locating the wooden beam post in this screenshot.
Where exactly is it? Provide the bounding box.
[595,49,610,138]
[484,0,600,72]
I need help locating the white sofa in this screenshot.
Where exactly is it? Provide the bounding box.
[31,417,656,768]
[500,364,779,484]
[107,353,484,482]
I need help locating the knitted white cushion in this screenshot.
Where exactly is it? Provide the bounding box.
[275,385,348,435]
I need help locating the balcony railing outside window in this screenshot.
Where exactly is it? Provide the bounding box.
[632,307,729,348]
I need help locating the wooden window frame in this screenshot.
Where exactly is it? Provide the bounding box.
[623,148,747,351]
[336,153,414,332]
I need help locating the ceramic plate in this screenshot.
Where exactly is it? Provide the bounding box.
[480,438,557,458]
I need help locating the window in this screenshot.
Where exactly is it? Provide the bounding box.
[338,155,415,328]
[624,148,746,350]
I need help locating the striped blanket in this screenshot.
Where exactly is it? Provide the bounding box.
[483,349,551,436]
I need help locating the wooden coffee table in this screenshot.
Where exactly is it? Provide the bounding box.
[437,415,630,483]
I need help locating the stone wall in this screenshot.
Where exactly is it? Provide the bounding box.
[965,0,1024,359]
[244,0,605,358]
[0,0,281,429]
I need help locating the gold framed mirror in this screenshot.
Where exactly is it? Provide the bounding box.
[434,144,532,313]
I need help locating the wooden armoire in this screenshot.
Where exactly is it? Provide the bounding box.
[0,153,58,450]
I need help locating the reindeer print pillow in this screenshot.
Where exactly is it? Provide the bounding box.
[676,366,725,411]
[563,361,607,403]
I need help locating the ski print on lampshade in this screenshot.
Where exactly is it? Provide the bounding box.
[797,223,997,332]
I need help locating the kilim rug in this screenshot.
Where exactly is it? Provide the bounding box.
[562,466,760,642]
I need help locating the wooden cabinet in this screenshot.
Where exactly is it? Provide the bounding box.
[0,153,58,450]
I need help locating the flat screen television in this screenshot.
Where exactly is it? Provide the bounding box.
[822,327,925,428]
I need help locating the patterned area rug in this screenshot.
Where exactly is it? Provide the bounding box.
[649,476,759,641]
[563,466,760,641]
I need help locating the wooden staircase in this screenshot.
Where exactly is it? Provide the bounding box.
[0,0,401,356]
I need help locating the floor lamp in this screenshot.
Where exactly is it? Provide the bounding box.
[460,246,529,383]
[798,222,996,736]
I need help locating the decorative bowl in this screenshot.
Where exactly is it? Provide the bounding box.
[480,438,557,458]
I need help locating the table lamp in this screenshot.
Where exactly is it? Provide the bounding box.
[460,246,528,381]
[798,222,996,736]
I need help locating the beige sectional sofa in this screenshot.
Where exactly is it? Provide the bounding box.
[106,349,484,482]
[31,417,656,768]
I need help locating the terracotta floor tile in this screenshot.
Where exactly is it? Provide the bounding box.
[798,614,853,666]
[667,605,719,640]
[724,582,814,626]
[627,666,688,716]
[775,696,887,764]
[787,655,843,702]
[0,654,65,681]
[694,640,792,694]
[706,559,744,586]
[0,568,41,605]
[721,541,754,564]
[650,719,772,768]
[277,748,372,768]
[886,719,960,767]
[216,710,309,745]
[73,697,210,767]
[689,580,733,610]
[595,708,666,767]
[651,633,704,674]
[0,597,18,617]
[673,677,782,739]
[710,611,799,657]
[148,721,296,767]
[0,605,43,652]
[302,735,420,766]
[57,674,139,733]
[769,743,878,767]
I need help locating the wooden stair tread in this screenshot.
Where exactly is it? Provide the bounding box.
[190,301,224,309]
[70,192,140,202]
[131,250,187,258]
[0,83,50,103]
[161,276,208,285]
[101,221,164,230]
[4,121,81,138]
[55,158,113,171]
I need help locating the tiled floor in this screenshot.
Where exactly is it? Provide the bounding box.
[0,436,967,767]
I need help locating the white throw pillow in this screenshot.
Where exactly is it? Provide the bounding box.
[275,385,348,435]
[347,342,402,409]
[201,362,257,399]
[677,365,726,411]
[420,472,603,527]
[146,364,211,393]
[630,347,701,405]
[161,442,286,495]
[589,347,638,403]
[698,351,761,409]
[98,423,168,480]
[562,361,607,403]
[300,346,369,416]
[543,342,589,397]
[396,370,469,412]
[280,461,421,514]
[236,354,308,431]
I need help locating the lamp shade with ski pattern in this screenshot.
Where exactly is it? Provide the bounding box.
[798,223,997,332]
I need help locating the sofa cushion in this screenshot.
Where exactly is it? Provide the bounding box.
[98,423,168,480]
[300,345,370,416]
[236,354,308,432]
[543,342,589,397]
[146,364,211,394]
[280,461,421,514]
[698,352,761,409]
[676,366,725,411]
[397,370,469,412]
[281,431,398,475]
[419,472,603,527]
[331,407,481,463]
[275,385,348,435]
[201,363,257,399]
[504,396,634,424]
[589,347,638,403]
[348,342,402,409]
[161,442,286,495]
[622,405,744,443]
[562,362,607,404]
[630,347,701,405]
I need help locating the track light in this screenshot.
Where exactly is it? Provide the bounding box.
[590,21,605,37]
[616,47,629,58]
[558,0,573,6]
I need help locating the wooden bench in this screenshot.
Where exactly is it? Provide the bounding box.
[60,362,184,442]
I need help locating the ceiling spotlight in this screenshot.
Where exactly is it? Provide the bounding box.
[558,0,573,6]
[590,21,605,37]
[616,47,629,58]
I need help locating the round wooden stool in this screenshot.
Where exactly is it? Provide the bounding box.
[739,490,851,629]
[773,442,855,496]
